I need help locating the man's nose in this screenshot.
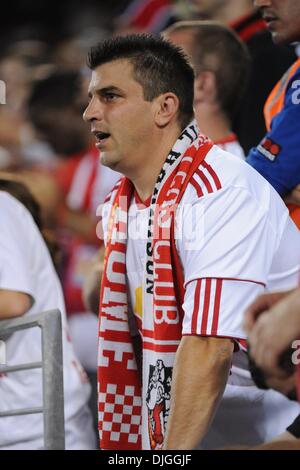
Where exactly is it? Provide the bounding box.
[83,98,102,122]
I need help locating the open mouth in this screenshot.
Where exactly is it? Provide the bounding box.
[263,13,279,28]
[94,131,111,143]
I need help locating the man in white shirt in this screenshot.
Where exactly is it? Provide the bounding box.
[0,181,96,449]
[83,33,300,450]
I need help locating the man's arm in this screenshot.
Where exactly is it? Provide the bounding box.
[0,289,32,319]
[164,336,234,450]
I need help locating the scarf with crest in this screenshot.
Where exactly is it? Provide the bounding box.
[98,122,213,449]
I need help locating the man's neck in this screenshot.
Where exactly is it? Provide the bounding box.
[195,104,231,143]
[129,126,183,202]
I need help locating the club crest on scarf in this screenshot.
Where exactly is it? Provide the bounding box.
[146,359,172,450]
[98,121,213,449]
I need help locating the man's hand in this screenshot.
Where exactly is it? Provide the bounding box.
[243,290,294,334]
[163,335,233,450]
[246,289,300,377]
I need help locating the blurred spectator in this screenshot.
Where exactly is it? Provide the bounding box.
[165,20,250,158]
[0,52,57,170]
[82,245,105,315]
[246,0,300,229]
[187,0,296,153]
[222,288,300,450]
[26,69,120,378]
[0,178,96,449]
[25,69,121,439]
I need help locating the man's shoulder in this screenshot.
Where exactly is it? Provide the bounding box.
[183,145,270,204]
[0,192,34,243]
[0,191,25,214]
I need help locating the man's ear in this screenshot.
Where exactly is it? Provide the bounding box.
[154,92,180,127]
[194,71,217,105]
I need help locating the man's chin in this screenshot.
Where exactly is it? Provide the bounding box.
[99,152,120,171]
[270,30,291,46]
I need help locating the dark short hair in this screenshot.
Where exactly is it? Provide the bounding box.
[87,33,195,129]
[166,21,251,121]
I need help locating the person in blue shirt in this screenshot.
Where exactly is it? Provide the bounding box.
[246,0,300,227]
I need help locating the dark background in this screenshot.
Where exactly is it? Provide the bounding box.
[0,0,132,54]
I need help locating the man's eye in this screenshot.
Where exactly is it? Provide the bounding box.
[105,93,118,102]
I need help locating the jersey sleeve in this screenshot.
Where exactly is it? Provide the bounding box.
[0,195,34,299]
[246,68,300,196]
[176,185,278,285]
[182,278,263,340]
[176,185,280,341]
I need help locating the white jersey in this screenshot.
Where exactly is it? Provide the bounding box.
[103,144,300,448]
[215,134,245,160]
[0,192,96,450]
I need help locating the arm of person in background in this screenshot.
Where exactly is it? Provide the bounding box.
[244,288,300,377]
[251,436,300,450]
[57,204,98,244]
[251,417,300,450]
[82,246,105,314]
[164,336,233,450]
[224,414,300,450]
[0,192,35,320]
[0,290,32,319]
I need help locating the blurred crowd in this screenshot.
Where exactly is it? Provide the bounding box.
[0,0,299,450]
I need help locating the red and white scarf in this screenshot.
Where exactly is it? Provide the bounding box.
[98,122,213,449]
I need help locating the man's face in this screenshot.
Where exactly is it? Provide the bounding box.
[187,0,225,19]
[83,59,158,173]
[255,0,300,45]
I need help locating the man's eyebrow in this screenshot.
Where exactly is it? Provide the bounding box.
[88,86,122,97]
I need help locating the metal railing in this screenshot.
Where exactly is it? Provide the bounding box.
[0,309,65,450]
